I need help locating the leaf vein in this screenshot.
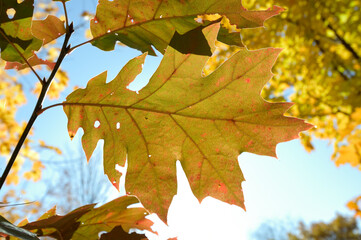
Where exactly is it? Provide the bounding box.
[170,114,242,203]
[129,54,191,107]
[174,52,270,113]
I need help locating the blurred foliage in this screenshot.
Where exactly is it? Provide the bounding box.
[204,0,361,217]
[347,196,361,219]
[0,60,42,186]
[288,215,361,240]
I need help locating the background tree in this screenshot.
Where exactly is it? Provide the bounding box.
[251,218,296,240]
[253,215,361,240]
[40,142,114,214]
[288,215,361,240]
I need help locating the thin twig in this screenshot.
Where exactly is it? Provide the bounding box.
[0,22,75,190]
[62,1,70,29]
[0,29,44,85]
[37,102,64,114]
[0,201,36,208]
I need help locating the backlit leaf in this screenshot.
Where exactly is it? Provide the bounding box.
[64,23,312,222]
[90,0,283,55]
[31,15,66,45]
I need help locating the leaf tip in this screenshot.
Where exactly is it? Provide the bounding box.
[111,179,120,191]
[69,131,75,140]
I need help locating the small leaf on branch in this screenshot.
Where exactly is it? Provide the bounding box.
[64,23,312,222]
[0,0,42,62]
[0,1,67,65]
[5,54,56,70]
[31,15,66,45]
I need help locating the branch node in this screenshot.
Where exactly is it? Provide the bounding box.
[69,22,75,33]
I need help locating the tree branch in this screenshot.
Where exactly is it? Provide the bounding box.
[0,22,74,190]
[325,21,360,60]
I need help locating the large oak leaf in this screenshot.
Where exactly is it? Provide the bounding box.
[90,0,283,55]
[64,23,312,222]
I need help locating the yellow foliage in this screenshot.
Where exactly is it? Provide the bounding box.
[336,130,361,170]
[347,196,361,218]
[39,140,62,154]
[0,0,68,223]
[23,160,44,182]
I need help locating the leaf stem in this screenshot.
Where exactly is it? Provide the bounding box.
[0,29,44,85]
[0,23,74,191]
[37,102,64,115]
[69,39,92,52]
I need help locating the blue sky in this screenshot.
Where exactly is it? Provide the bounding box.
[3,0,361,239]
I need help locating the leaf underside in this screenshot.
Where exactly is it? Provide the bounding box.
[64,23,312,222]
[90,0,283,55]
[21,196,153,240]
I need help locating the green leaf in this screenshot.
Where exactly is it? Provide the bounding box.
[64,23,312,222]
[0,215,39,240]
[90,0,283,55]
[21,196,153,240]
[0,0,42,62]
